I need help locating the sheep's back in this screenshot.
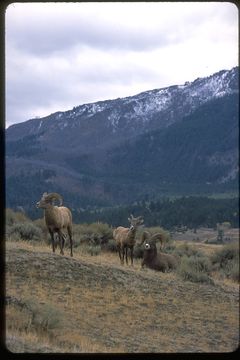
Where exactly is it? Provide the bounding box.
[113,227,129,245]
[59,207,72,228]
[160,252,178,269]
[45,206,72,229]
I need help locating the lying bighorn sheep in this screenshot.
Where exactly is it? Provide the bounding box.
[113,214,144,265]
[36,192,73,257]
[141,230,165,250]
[140,232,179,272]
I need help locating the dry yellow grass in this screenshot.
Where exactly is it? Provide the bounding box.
[5,240,239,353]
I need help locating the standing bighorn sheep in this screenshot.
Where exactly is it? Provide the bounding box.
[140,231,179,272]
[113,215,144,265]
[36,192,73,257]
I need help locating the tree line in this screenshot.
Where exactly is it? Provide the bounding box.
[71,196,239,230]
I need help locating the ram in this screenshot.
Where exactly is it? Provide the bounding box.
[140,230,165,250]
[113,215,144,265]
[36,192,73,257]
[141,232,179,272]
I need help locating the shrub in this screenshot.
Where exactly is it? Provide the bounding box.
[24,299,62,332]
[82,245,101,256]
[32,303,62,331]
[73,222,113,247]
[211,242,239,268]
[178,255,214,284]
[7,222,42,241]
[5,208,29,226]
[173,242,204,258]
[211,243,239,282]
[162,241,176,254]
[145,227,171,244]
[104,239,118,252]
[230,261,240,282]
[133,243,144,259]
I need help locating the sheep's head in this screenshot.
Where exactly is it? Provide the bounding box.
[144,240,157,256]
[36,192,63,209]
[128,214,144,230]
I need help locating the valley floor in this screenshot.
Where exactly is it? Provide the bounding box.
[5,240,239,353]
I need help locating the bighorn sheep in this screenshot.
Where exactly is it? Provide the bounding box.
[113,215,144,265]
[36,192,73,257]
[140,232,179,272]
[141,230,165,250]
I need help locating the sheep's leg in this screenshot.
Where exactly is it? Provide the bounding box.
[67,226,73,257]
[129,246,134,266]
[118,245,123,264]
[57,230,64,255]
[121,247,125,265]
[61,233,65,254]
[49,229,55,253]
[125,247,128,265]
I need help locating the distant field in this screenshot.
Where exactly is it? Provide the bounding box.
[172,227,239,243]
[5,239,239,353]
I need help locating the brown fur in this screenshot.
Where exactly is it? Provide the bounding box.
[113,215,143,265]
[36,192,73,257]
[141,240,179,272]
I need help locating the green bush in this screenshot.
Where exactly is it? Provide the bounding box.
[211,242,239,268]
[133,243,144,259]
[162,241,176,254]
[211,243,239,282]
[104,239,118,252]
[33,218,49,242]
[82,245,101,256]
[73,222,113,247]
[230,261,240,282]
[173,242,204,258]
[7,222,42,241]
[144,227,170,244]
[5,208,29,226]
[178,255,214,284]
[24,299,62,332]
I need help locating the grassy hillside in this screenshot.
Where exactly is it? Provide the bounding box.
[5,240,239,353]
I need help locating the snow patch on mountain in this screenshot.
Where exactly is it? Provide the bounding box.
[6,67,238,139]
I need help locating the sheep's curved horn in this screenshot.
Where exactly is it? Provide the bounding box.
[44,192,63,206]
[150,233,163,244]
[139,230,151,245]
[150,233,163,249]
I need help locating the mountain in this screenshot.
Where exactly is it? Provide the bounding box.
[6,67,239,213]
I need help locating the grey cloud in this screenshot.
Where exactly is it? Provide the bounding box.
[7,2,236,54]
[7,20,174,57]
[7,3,202,57]
[6,2,238,127]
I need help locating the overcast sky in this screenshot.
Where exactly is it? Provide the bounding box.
[5,2,238,128]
